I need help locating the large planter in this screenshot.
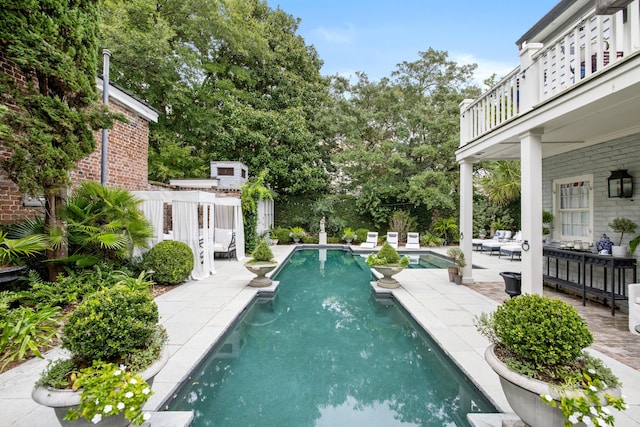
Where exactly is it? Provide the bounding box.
[484,344,620,427]
[372,265,404,288]
[244,263,277,287]
[32,347,169,427]
[500,272,522,298]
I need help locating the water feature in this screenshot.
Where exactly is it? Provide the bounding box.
[166,248,496,426]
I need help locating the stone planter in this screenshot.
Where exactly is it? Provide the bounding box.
[244,263,277,287]
[484,344,620,427]
[371,265,404,288]
[32,347,169,427]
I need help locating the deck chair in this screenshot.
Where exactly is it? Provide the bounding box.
[386,232,399,249]
[405,232,420,249]
[360,232,378,249]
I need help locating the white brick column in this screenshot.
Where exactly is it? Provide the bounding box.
[460,159,474,284]
[520,129,544,295]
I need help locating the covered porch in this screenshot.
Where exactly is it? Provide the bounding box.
[456,0,640,294]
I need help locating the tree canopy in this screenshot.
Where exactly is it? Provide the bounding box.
[0,0,113,278]
[99,0,334,197]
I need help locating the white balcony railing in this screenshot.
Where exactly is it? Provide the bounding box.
[461,0,640,144]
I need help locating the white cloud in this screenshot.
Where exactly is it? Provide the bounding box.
[452,52,519,88]
[311,24,356,44]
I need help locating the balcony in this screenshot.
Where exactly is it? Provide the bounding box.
[459,0,640,150]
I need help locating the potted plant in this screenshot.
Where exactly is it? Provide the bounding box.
[244,239,277,287]
[454,255,466,285]
[608,217,637,256]
[32,280,168,426]
[289,226,306,243]
[342,227,358,244]
[543,210,554,244]
[366,242,409,288]
[475,294,627,427]
[446,247,464,283]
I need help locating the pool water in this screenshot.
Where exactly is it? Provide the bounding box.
[166,249,495,426]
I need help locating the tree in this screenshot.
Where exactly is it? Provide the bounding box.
[0,1,114,279]
[99,0,333,197]
[331,49,480,229]
[476,160,521,206]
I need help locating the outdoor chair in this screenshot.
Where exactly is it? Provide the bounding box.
[405,232,420,249]
[360,232,379,249]
[213,231,236,259]
[386,232,399,249]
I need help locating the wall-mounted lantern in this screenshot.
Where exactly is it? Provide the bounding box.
[607,169,633,198]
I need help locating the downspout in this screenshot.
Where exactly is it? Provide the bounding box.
[101,49,111,185]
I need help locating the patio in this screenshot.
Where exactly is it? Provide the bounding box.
[1,245,638,426]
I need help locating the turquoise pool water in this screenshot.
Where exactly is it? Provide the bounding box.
[166,248,496,426]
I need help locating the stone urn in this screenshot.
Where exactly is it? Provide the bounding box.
[244,263,277,287]
[371,265,404,288]
[484,344,620,427]
[32,347,169,427]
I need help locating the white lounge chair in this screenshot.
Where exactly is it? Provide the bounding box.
[386,232,399,249]
[360,232,378,249]
[405,232,420,249]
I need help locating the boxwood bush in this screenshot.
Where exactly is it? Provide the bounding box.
[62,285,159,362]
[489,294,593,368]
[142,240,193,285]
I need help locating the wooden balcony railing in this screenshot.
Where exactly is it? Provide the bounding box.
[460,0,640,144]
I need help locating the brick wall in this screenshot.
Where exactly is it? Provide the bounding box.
[0,51,151,224]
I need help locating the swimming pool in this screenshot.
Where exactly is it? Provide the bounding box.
[166,248,496,426]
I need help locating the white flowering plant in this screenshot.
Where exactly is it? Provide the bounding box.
[542,364,627,427]
[65,361,152,425]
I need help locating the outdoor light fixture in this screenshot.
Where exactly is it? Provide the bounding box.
[607,169,633,198]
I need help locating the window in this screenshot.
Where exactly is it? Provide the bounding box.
[241,169,246,178]
[217,167,234,176]
[553,175,593,242]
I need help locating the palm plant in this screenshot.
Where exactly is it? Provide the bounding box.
[431,217,459,243]
[477,160,521,206]
[61,181,153,266]
[0,231,48,266]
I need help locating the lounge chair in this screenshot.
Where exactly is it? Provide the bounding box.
[213,230,236,259]
[386,232,399,249]
[499,244,522,261]
[360,232,379,249]
[405,232,420,249]
[480,230,514,255]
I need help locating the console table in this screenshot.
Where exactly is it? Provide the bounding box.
[542,246,636,315]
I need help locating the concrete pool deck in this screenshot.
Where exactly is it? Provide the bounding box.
[1,244,639,426]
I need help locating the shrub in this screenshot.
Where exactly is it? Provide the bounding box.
[62,285,159,362]
[142,240,193,285]
[355,228,369,243]
[272,227,292,244]
[249,240,274,263]
[478,294,593,370]
[366,243,409,267]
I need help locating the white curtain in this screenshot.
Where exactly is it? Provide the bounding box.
[172,201,208,280]
[201,203,215,276]
[132,199,164,258]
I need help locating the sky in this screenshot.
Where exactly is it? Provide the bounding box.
[265,0,560,85]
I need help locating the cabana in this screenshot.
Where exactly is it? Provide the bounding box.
[213,197,245,261]
[133,190,223,280]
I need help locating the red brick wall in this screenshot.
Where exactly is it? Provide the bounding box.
[0,52,151,224]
